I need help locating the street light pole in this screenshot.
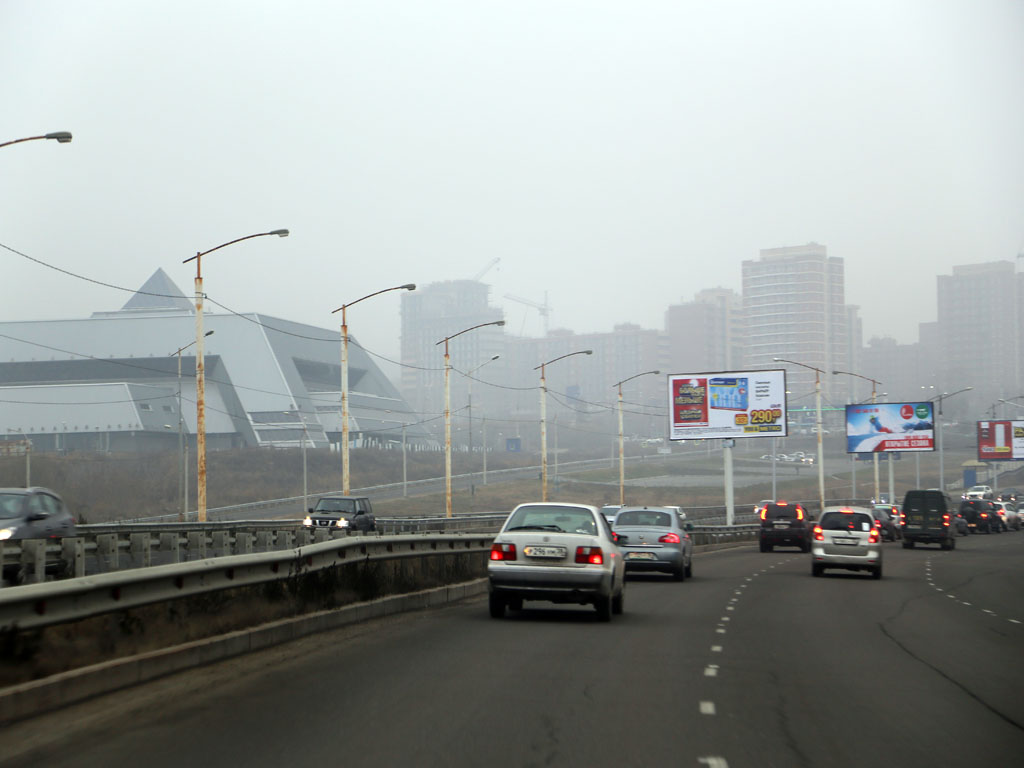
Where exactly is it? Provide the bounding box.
[437,321,505,517]
[183,229,289,522]
[331,283,415,495]
[614,370,660,506]
[536,350,593,501]
[833,369,882,502]
[776,358,826,514]
[171,330,213,521]
[467,355,500,482]
[0,131,72,150]
[934,386,973,491]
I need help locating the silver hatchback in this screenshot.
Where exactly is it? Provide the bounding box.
[811,506,883,579]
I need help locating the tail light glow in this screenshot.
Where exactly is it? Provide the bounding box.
[659,532,682,544]
[490,543,517,561]
[813,525,824,541]
[868,529,880,544]
[576,546,604,565]
[796,507,805,521]
[760,508,767,520]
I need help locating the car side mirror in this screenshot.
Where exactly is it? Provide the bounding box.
[684,522,694,531]
[308,508,315,514]
[26,512,46,522]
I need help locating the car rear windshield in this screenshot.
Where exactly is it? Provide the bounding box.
[765,504,803,519]
[505,506,597,535]
[615,509,672,527]
[820,512,873,531]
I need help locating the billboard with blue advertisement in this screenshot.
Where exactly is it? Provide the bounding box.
[844,402,935,453]
[668,369,787,440]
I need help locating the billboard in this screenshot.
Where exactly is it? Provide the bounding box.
[977,420,1024,461]
[668,370,787,441]
[844,402,935,453]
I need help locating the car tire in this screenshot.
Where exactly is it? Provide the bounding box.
[672,564,686,582]
[950,537,956,550]
[872,565,883,580]
[488,593,506,619]
[759,541,768,553]
[612,588,624,616]
[903,540,914,549]
[812,564,823,577]
[685,558,693,578]
[595,595,612,622]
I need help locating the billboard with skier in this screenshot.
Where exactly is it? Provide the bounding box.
[843,402,935,453]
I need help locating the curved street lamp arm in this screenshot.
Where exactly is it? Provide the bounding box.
[613,369,660,389]
[435,320,505,346]
[332,283,416,314]
[184,229,289,264]
[0,131,72,149]
[535,349,593,370]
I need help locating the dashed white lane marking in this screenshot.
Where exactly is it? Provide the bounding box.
[698,757,728,767]
[1011,619,1021,624]
[963,602,972,606]
[716,628,726,634]
[721,616,731,622]
[704,665,719,677]
[947,594,956,599]
[726,606,735,611]
[699,701,717,715]
[711,645,723,653]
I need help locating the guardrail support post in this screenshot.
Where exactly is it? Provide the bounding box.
[159,532,180,563]
[235,532,253,555]
[129,533,151,569]
[61,537,85,578]
[187,531,206,560]
[20,539,47,584]
[211,530,229,556]
[276,530,294,550]
[296,528,311,547]
[97,533,119,572]
[256,531,273,551]
[314,529,330,544]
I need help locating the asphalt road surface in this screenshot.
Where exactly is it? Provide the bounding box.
[5,532,1023,768]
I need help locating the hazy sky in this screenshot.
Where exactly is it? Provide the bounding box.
[3,0,1022,369]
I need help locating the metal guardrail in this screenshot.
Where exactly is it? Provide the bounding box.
[0,532,494,633]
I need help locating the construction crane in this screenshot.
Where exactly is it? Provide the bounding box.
[472,257,501,282]
[504,291,552,336]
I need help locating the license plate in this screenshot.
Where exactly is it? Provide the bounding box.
[773,521,790,527]
[523,545,566,558]
[834,537,859,545]
[627,551,657,560]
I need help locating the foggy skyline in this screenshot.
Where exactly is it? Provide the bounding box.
[3,1,1022,368]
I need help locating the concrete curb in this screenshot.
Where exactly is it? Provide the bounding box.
[0,578,489,727]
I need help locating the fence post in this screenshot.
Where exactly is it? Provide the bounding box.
[97,533,119,572]
[20,539,47,583]
[159,532,180,563]
[129,533,151,569]
[235,532,253,555]
[187,531,207,560]
[211,530,230,556]
[61,537,86,578]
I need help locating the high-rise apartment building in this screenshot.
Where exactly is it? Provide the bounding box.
[935,261,1022,409]
[665,288,743,374]
[742,243,849,410]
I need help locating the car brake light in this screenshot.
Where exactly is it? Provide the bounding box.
[659,532,681,544]
[868,529,880,544]
[576,546,604,565]
[813,525,824,541]
[760,508,767,520]
[490,543,517,561]
[796,507,804,521]
[942,513,950,528]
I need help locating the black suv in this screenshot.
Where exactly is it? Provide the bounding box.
[958,499,1000,534]
[303,495,376,532]
[759,501,811,552]
[902,490,956,549]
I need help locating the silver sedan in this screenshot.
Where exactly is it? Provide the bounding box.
[613,505,694,581]
[488,502,626,621]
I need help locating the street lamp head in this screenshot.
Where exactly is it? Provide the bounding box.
[44,131,73,143]
[401,283,416,291]
[204,330,214,338]
[269,229,289,237]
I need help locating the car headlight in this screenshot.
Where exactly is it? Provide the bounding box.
[0,527,15,541]
[336,518,349,528]
[302,516,313,527]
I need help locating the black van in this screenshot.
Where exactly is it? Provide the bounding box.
[901,490,956,550]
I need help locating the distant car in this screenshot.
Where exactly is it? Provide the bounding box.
[952,512,970,536]
[901,490,957,549]
[992,502,1016,531]
[964,485,994,500]
[0,487,77,541]
[754,499,774,516]
[613,505,694,581]
[303,495,376,532]
[811,506,883,579]
[599,504,622,526]
[759,501,811,552]
[998,488,1019,503]
[871,504,901,541]
[487,502,625,620]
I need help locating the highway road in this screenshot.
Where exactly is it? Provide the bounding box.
[5,533,1023,767]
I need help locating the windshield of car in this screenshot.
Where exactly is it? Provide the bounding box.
[820,512,873,531]
[505,506,597,535]
[314,499,357,514]
[0,493,25,520]
[615,509,672,527]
